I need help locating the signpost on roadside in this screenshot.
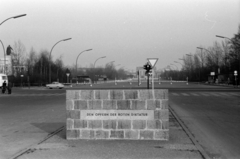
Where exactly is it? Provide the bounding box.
[66,73,70,83]
[147,58,158,90]
[234,70,238,86]
[211,72,215,83]
[143,62,152,89]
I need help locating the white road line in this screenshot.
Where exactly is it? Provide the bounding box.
[228,93,240,96]
[181,93,190,96]
[209,92,221,96]
[171,93,180,96]
[190,93,200,96]
[199,93,210,96]
[217,92,231,96]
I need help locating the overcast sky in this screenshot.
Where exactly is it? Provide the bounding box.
[0,0,239,71]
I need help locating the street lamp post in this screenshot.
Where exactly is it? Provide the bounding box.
[186,53,201,83]
[93,56,106,84]
[197,46,220,83]
[216,35,240,86]
[114,64,121,85]
[186,53,195,82]
[76,49,92,75]
[174,61,185,81]
[106,61,115,66]
[1,14,27,74]
[179,58,189,84]
[171,63,179,81]
[49,38,72,83]
[196,47,205,82]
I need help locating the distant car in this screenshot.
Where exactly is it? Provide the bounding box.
[46,82,64,89]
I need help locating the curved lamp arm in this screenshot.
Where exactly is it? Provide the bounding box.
[0,14,27,26]
[94,56,106,68]
[76,49,92,72]
[216,35,240,46]
[49,38,72,60]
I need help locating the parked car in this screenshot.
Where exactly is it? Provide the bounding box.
[46,82,64,89]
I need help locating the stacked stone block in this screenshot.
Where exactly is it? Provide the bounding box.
[66,89,169,140]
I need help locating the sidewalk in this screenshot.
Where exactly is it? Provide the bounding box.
[13,110,205,159]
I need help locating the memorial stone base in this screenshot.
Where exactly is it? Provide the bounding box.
[66,89,169,140]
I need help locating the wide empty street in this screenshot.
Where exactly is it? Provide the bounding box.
[0,81,240,159]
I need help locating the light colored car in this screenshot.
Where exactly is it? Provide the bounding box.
[46,82,64,89]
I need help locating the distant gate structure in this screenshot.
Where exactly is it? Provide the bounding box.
[73,75,91,83]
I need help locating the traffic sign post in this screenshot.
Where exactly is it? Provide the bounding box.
[147,58,158,90]
[147,58,158,68]
[143,62,152,89]
[143,58,159,90]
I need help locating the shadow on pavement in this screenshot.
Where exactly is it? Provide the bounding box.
[31,122,66,139]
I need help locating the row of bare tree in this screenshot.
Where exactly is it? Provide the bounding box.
[9,41,129,86]
[161,26,240,84]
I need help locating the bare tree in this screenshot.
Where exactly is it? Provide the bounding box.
[12,40,27,65]
[26,47,37,75]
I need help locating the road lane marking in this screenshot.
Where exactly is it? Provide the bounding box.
[198,93,210,96]
[228,93,240,96]
[181,93,189,96]
[208,92,221,96]
[171,93,180,96]
[217,92,231,96]
[189,93,200,96]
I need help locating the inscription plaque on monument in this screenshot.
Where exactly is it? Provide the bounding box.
[81,110,154,120]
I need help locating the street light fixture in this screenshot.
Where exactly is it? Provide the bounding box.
[93,56,106,84]
[216,35,226,39]
[171,63,178,70]
[93,56,106,68]
[106,61,115,66]
[76,49,92,75]
[216,35,240,46]
[196,47,207,82]
[0,14,27,26]
[174,61,183,66]
[49,38,72,83]
[196,47,212,54]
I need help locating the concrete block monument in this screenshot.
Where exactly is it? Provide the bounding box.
[66,89,169,140]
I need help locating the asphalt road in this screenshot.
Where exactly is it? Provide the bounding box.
[0,81,239,159]
[0,89,66,159]
[168,87,240,159]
